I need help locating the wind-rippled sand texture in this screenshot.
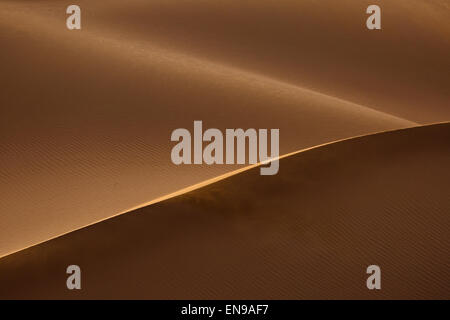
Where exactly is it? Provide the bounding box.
[0,0,449,298]
[0,123,449,299]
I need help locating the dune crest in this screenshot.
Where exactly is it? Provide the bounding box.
[1,123,449,299]
[0,1,421,258]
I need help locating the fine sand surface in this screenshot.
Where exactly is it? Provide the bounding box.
[0,0,449,298]
[0,0,431,258]
[0,123,449,299]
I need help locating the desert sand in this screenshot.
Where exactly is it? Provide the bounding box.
[0,123,449,299]
[0,0,449,299]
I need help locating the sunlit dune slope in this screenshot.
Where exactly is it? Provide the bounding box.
[4,0,449,122]
[0,2,417,257]
[1,123,448,299]
[97,0,450,122]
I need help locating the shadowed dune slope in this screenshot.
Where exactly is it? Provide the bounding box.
[0,2,418,257]
[96,0,450,123]
[1,123,449,299]
[3,0,449,122]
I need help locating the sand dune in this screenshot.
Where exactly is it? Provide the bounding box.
[98,0,450,122]
[0,1,422,258]
[0,123,449,299]
[3,0,449,122]
[0,0,448,298]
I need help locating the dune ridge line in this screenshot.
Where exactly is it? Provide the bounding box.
[1,121,446,260]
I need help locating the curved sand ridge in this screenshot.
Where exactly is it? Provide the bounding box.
[0,123,449,299]
[3,0,449,121]
[0,2,419,257]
